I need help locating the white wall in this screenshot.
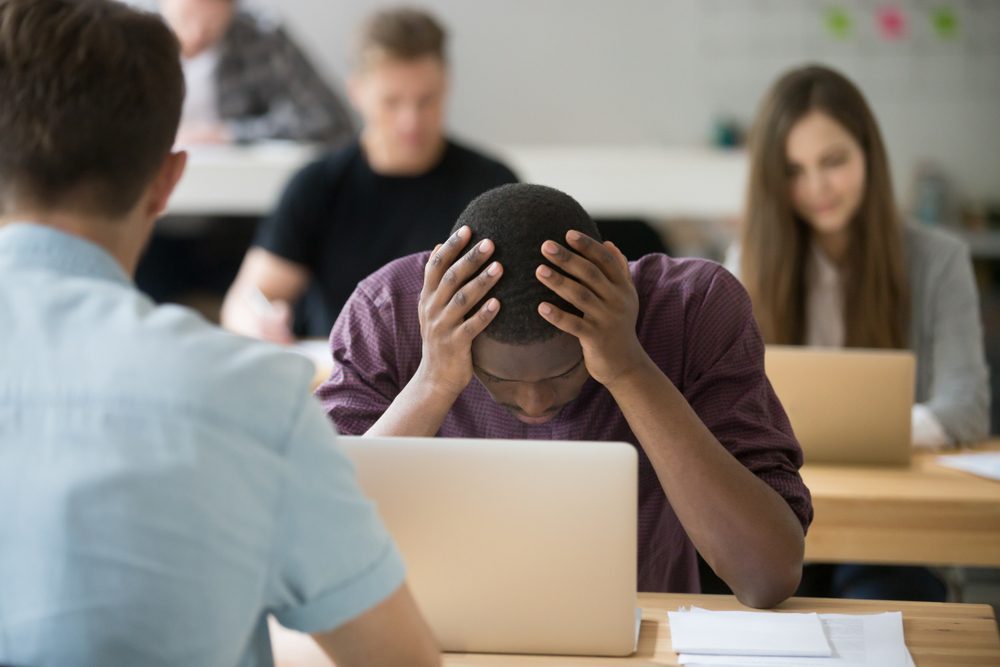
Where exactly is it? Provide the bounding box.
[261,0,1000,207]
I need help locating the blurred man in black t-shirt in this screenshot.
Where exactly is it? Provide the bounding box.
[222,7,517,341]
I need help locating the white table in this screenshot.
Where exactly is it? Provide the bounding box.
[168,143,748,220]
[496,145,746,220]
[168,142,319,217]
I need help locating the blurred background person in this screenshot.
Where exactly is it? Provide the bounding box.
[155,0,355,145]
[729,64,989,451]
[726,64,989,602]
[133,0,358,316]
[222,6,517,342]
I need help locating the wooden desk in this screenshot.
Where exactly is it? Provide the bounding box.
[801,445,1000,567]
[272,593,1000,667]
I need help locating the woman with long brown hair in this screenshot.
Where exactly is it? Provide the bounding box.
[727,64,989,601]
[730,64,988,448]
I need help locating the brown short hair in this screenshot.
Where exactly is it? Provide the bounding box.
[0,0,184,218]
[354,7,447,70]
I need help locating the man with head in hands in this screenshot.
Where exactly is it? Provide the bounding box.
[319,183,813,609]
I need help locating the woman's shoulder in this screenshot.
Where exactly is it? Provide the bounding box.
[903,224,975,306]
[903,223,969,263]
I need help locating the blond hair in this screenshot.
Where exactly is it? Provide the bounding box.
[354,7,446,71]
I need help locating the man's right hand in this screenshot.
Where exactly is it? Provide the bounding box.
[252,298,296,345]
[415,225,503,399]
[221,249,309,345]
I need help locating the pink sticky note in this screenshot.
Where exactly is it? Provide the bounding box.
[876,5,907,41]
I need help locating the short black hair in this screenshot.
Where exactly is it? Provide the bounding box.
[451,183,601,344]
[0,0,183,218]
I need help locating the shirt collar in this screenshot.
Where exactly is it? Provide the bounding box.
[0,222,131,286]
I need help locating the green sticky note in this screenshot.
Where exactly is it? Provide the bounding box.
[824,7,853,40]
[931,7,958,39]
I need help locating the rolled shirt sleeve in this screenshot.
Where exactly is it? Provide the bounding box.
[675,265,814,534]
[316,257,427,435]
[266,395,406,633]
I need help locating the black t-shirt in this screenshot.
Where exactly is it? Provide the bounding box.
[254,138,518,336]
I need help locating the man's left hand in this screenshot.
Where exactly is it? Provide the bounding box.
[535,230,653,389]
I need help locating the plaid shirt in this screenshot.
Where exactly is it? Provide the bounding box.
[129,1,356,145]
[216,10,355,145]
[317,252,813,594]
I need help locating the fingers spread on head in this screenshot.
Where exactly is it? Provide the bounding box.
[538,301,588,338]
[461,297,500,340]
[602,240,631,276]
[447,258,502,321]
[431,237,496,311]
[565,230,622,283]
[541,240,611,300]
[425,226,472,288]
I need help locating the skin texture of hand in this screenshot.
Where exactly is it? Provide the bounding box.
[413,224,504,399]
[366,225,504,437]
[255,298,295,345]
[220,248,309,344]
[535,230,654,389]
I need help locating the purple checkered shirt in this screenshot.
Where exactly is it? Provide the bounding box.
[317,252,813,593]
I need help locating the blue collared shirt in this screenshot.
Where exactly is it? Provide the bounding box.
[0,223,404,666]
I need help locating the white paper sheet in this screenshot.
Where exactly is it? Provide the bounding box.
[290,339,330,368]
[677,611,912,667]
[668,608,831,657]
[937,452,1000,481]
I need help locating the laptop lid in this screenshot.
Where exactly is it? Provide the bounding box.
[764,346,915,466]
[338,436,638,656]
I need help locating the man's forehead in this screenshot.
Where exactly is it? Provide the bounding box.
[472,334,582,380]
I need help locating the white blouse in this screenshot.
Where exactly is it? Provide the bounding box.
[180,46,222,130]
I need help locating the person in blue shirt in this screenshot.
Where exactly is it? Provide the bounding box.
[0,1,439,665]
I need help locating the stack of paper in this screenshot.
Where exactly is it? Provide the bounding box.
[937,452,1000,481]
[668,608,914,667]
[290,339,331,368]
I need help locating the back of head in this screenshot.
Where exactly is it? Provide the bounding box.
[453,183,602,345]
[0,0,183,219]
[353,6,447,71]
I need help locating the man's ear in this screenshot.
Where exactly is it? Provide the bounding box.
[144,150,187,220]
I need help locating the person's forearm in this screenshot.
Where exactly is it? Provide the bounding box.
[605,360,804,608]
[314,584,441,667]
[366,367,460,437]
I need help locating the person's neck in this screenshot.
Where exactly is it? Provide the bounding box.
[0,208,148,276]
[360,130,446,177]
[813,229,850,266]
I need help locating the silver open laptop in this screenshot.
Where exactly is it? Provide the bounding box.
[338,435,638,656]
[764,346,915,466]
